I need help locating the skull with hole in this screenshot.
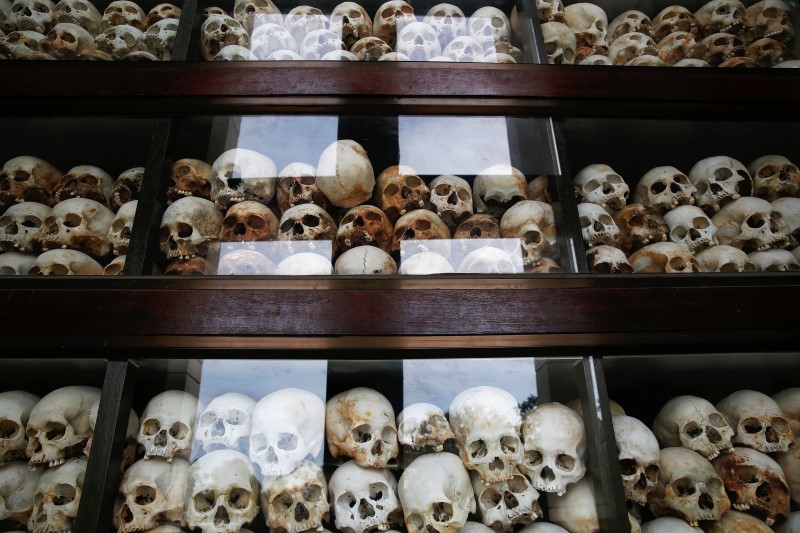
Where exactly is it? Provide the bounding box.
[748,155,800,201]
[0,252,36,275]
[53,0,101,35]
[664,205,718,253]
[455,214,500,240]
[397,403,454,452]
[653,396,735,459]
[391,210,451,259]
[688,156,749,214]
[373,0,414,50]
[565,2,608,58]
[749,249,800,271]
[711,197,788,252]
[284,6,329,45]
[0,29,55,59]
[232,0,280,34]
[470,468,542,530]
[649,447,730,527]
[468,6,511,54]
[578,202,619,247]
[696,0,746,36]
[278,203,337,255]
[428,175,473,232]
[111,167,144,210]
[574,163,629,213]
[219,201,278,245]
[185,450,260,533]
[745,0,794,43]
[261,460,329,533]
[143,17,178,60]
[102,0,145,30]
[351,36,392,60]
[609,32,658,64]
[250,22,298,59]
[442,35,485,61]
[337,204,393,253]
[200,15,249,61]
[41,197,114,258]
[707,509,775,532]
[195,392,255,454]
[748,37,795,67]
[329,460,400,533]
[0,461,41,527]
[250,388,325,477]
[457,246,520,274]
[700,32,745,66]
[423,4,466,49]
[0,201,50,253]
[398,452,475,533]
[29,249,104,275]
[609,10,653,41]
[146,3,180,27]
[9,0,54,32]
[28,457,86,533]
[138,390,198,461]
[107,200,137,256]
[773,388,800,435]
[326,387,398,468]
[500,200,557,268]
[167,159,213,203]
[716,390,794,453]
[473,164,527,217]
[25,386,101,469]
[629,242,699,273]
[0,156,61,207]
[335,246,397,274]
[711,446,790,525]
[695,244,754,272]
[587,245,633,273]
[300,28,345,59]
[634,167,696,214]
[0,390,40,464]
[374,165,430,223]
[316,140,374,209]
[159,197,223,260]
[653,6,701,41]
[217,249,276,275]
[542,22,576,64]
[396,22,441,61]
[210,149,277,210]
[613,415,660,505]
[53,165,113,207]
[614,203,668,255]
[449,386,522,484]
[329,1,372,50]
[657,31,707,65]
[113,457,189,533]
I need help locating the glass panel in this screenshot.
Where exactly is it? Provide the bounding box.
[536,0,800,66]
[158,114,571,276]
[603,352,799,530]
[0,358,108,532]
[560,118,800,273]
[195,0,529,62]
[122,356,600,532]
[0,117,155,275]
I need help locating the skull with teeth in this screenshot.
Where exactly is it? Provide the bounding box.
[101,0,145,30]
[634,166,696,214]
[700,32,745,66]
[653,396,735,460]
[300,28,345,59]
[112,167,144,209]
[397,403,454,452]
[159,196,223,260]
[108,200,138,256]
[326,388,399,468]
[609,32,658,64]
[688,156,749,214]
[0,460,41,527]
[614,203,668,255]
[219,201,279,244]
[261,460,330,533]
[747,155,800,201]
[200,15,249,61]
[663,205,718,253]
[329,460,401,533]
[375,165,430,223]
[716,390,795,454]
[658,31,707,65]
[578,202,620,247]
[612,415,660,505]
[336,204,393,253]
[28,457,87,533]
[609,10,653,40]
[0,390,40,464]
[210,148,277,211]
[0,156,62,208]
[351,36,392,60]
[276,162,327,214]
[232,0,280,34]
[470,468,542,530]
[564,2,609,58]
[653,6,701,41]
[574,163,629,213]
[329,1,372,49]
[396,22,442,61]
[137,390,199,461]
[0,201,50,253]
[52,0,101,35]
[167,159,213,203]
[711,197,788,252]
[423,3,466,48]
[113,457,189,533]
[428,175,473,232]
[41,197,115,258]
[9,0,55,33]
[143,17,178,60]
[278,203,337,253]
[469,6,511,54]
[745,0,794,43]
[747,37,794,67]
[53,165,114,208]
[695,0,746,36]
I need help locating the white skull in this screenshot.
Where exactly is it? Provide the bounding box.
[773,388,800,436]
[423,4,466,48]
[335,246,397,275]
[300,28,345,59]
[449,386,523,484]
[716,389,794,453]
[695,0,746,36]
[327,388,399,468]
[321,49,357,60]
[0,155,61,207]
[29,249,104,275]
[336,204,392,253]
[629,242,699,273]
[609,10,653,40]
[213,44,256,60]
[261,460,329,533]
[396,21,441,61]
[159,197,223,260]
[373,0,415,50]
[217,249,275,275]
[587,245,633,273]
[146,3,181,26]
[108,200,137,256]
[442,34,485,61]
[374,165,430,223]
[104,254,126,275]
[9,0,54,32]
[748,249,800,271]
[0,390,39,463]
[398,452,475,533]
[113,457,189,533]
[688,156,749,214]
[608,32,657,65]
[775,447,799,506]
[0,201,50,253]
[0,29,53,59]
[210,148,276,210]
[469,6,511,53]
[470,468,542,530]
[329,1,372,50]
[641,517,703,532]
[195,392,255,453]
[457,246,520,274]
[0,252,35,274]
[772,197,800,247]
[748,155,800,201]
[613,415,660,505]
[185,450,260,533]
[653,6,701,41]
[53,0,101,35]
[398,251,454,274]
[200,15,249,61]
[564,3,608,52]
[652,395,735,460]
[25,386,101,469]
[633,166,697,213]
[42,22,97,58]
[28,457,86,533]
[500,200,557,269]
[745,0,794,43]
[278,203,337,251]
[648,447,730,527]
[711,197,788,252]
[315,140,374,209]
[274,252,333,275]
[101,0,145,30]
[694,244,754,272]
[53,165,113,207]
[250,22,297,59]
[329,460,400,533]
[578,202,619,247]
[579,53,612,64]
[473,164,527,217]
[0,461,41,527]
[542,22,575,64]
[711,447,790,525]
[706,509,775,532]
[143,17,177,59]
[96,24,144,58]
[249,388,325,477]
[232,0,280,33]
[283,6,328,44]
[397,403,454,452]
[574,163,629,213]
[137,390,198,461]
[663,205,718,253]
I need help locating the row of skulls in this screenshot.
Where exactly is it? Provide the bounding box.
[159,142,563,275]
[539,0,799,67]
[0,0,180,60]
[574,159,800,273]
[200,0,522,62]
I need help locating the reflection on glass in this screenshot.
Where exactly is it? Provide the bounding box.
[215,241,334,275]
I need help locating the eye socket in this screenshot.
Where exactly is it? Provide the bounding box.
[194,490,216,512]
[228,487,251,509]
[525,449,543,465]
[303,483,322,502]
[170,422,189,439]
[673,477,696,497]
[557,453,575,471]
[683,421,702,438]
[226,409,247,425]
[480,487,502,508]
[247,215,266,229]
[133,485,156,506]
[584,178,602,192]
[468,439,488,459]
[352,424,372,443]
[620,458,637,476]
[692,216,710,229]
[742,417,763,434]
[274,491,294,512]
[142,418,160,436]
[369,482,389,501]
[277,432,298,450]
[53,484,77,506]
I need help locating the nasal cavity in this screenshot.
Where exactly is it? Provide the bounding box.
[214,506,230,526]
[698,493,714,510]
[295,502,310,521]
[504,492,519,509]
[541,465,556,483]
[372,439,383,456]
[489,457,504,471]
[358,499,375,519]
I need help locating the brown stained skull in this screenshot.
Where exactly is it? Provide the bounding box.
[658,31,708,65]
[112,167,144,210]
[219,201,279,243]
[747,37,795,67]
[0,156,62,207]
[278,203,337,247]
[166,158,213,203]
[748,155,800,200]
[701,32,745,66]
[454,214,501,240]
[351,36,392,60]
[145,3,180,27]
[375,165,430,223]
[614,203,669,255]
[391,210,450,255]
[276,162,327,214]
[53,165,113,208]
[42,22,97,59]
[164,257,210,275]
[629,242,699,273]
[336,204,393,253]
[526,256,562,273]
[745,0,794,44]
[653,6,701,42]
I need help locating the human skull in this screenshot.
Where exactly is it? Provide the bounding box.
[457,246,520,274]
[629,242,699,273]
[138,390,198,461]
[96,24,144,58]
[200,15,248,61]
[706,509,775,532]
[283,6,328,44]
[546,476,603,532]
[102,0,144,30]
[748,249,800,271]
[274,253,333,275]
[427,175,473,232]
[745,0,794,43]
[164,256,211,275]
[40,197,114,257]
[275,163,326,214]
[396,22,441,61]
[29,249,104,275]
[315,140,374,209]
[633,166,696,214]
[574,163,629,213]
[541,22,576,64]
[442,35,485,61]
[748,155,800,201]
[614,203,668,255]
[143,17,177,59]
[146,3,180,27]
[249,388,325,477]
[9,0,54,32]
[689,156,749,214]
[609,10,653,41]
[653,6,701,41]
[473,164,527,217]
[399,251,454,274]
[470,468,541,530]
[776,447,799,506]
[321,49,357,60]
[195,392,255,454]
[374,165,430,223]
[335,246,397,274]
[536,0,565,23]
[373,0,414,50]
[167,159,213,203]
[0,390,40,464]
[300,28,345,59]
[350,36,392,60]
[159,197,223,260]
[0,156,61,208]
[657,31,707,65]
[107,200,137,256]
[0,29,54,59]
[0,201,50,253]
[52,0,100,35]
[103,254,126,275]
[608,32,658,64]
[329,1,372,49]
[587,245,632,273]
[695,244,754,272]
[712,446,790,525]
[329,460,400,533]
[423,4,466,48]
[326,387,398,468]
[564,2,608,56]
[232,0,280,34]
[0,252,36,275]
[716,390,794,453]
[219,201,279,244]
[664,205,718,253]
[641,517,703,532]
[649,447,730,526]
[747,37,794,67]
[211,44,255,60]
[52,165,113,207]
[217,249,275,275]
[185,450,260,533]
[336,204,393,253]
[261,460,329,533]
[469,6,511,54]
[500,200,557,268]
[613,415,660,505]
[28,457,86,533]
[210,148,276,210]
[397,403,454,452]
[250,22,297,58]
[773,389,800,435]
[700,32,746,66]
[278,203,337,253]
[653,395,735,459]
[112,168,143,209]
[391,210,451,256]
[578,202,619,247]
[455,214,500,240]
[695,0,746,36]
[0,461,41,527]
[398,452,475,533]
[711,197,788,252]
[113,457,189,533]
